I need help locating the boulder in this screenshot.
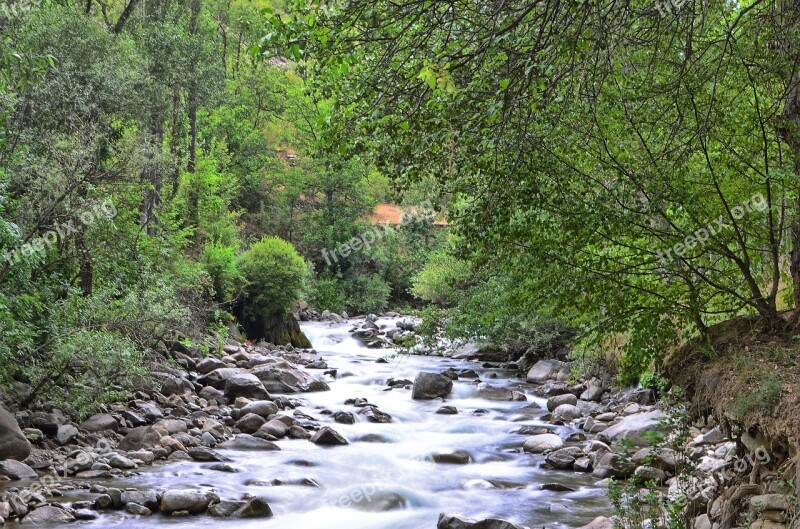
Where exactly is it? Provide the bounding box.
[56,424,79,445]
[160,490,211,514]
[225,373,270,401]
[0,406,30,461]
[552,403,582,422]
[522,434,563,453]
[196,357,227,374]
[411,372,453,400]
[22,506,75,524]
[220,434,280,451]
[526,360,571,383]
[118,426,163,452]
[0,460,37,479]
[580,378,605,401]
[251,364,329,394]
[235,414,266,434]
[310,427,348,446]
[236,400,279,419]
[432,451,471,464]
[258,419,289,438]
[547,393,578,411]
[598,410,666,447]
[80,413,119,433]
[577,516,618,529]
[120,491,159,511]
[475,384,526,401]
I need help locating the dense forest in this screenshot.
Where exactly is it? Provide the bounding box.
[2,0,800,528]
[0,0,450,412]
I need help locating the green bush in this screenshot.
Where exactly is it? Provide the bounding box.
[239,237,307,318]
[309,275,347,313]
[202,242,245,302]
[344,274,391,314]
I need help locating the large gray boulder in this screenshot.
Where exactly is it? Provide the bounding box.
[522,433,563,453]
[526,360,571,383]
[80,413,119,433]
[118,426,163,452]
[224,373,270,401]
[411,372,453,400]
[0,406,30,461]
[598,410,666,447]
[251,363,329,394]
[160,490,212,514]
[0,460,37,479]
[22,505,75,524]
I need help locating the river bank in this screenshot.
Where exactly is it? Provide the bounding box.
[0,315,786,529]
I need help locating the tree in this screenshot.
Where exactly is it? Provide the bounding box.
[265,0,800,377]
[237,236,310,346]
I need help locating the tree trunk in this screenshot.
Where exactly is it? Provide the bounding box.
[140,114,164,235]
[186,0,201,174]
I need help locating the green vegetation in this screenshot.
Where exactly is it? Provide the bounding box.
[0,0,441,412]
[262,0,800,381]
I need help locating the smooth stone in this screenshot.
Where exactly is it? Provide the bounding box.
[0,460,37,480]
[522,434,563,453]
[310,427,348,446]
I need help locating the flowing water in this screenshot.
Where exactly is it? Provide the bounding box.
[55,318,612,528]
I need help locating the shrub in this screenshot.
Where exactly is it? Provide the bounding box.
[309,275,347,313]
[344,274,391,314]
[202,242,245,302]
[239,237,307,318]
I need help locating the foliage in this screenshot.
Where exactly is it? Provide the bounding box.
[239,236,307,317]
[267,0,800,379]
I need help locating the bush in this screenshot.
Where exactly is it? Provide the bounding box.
[309,275,347,313]
[202,242,245,302]
[344,274,391,314]
[239,237,307,318]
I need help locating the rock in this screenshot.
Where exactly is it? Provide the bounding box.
[220,434,280,451]
[361,407,392,423]
[188,447,223,462]
[333,411,355,424]
[118,426,163,451]
[545,447,582,469]
[547,393,578,411]
[592,452,625,479]
[432,451,471,464]
[578,516,618,529]
[106,453,137,469]
[0,460,37,479]
[233,498,272,518]
[580,378,605,401]
[436,406,458,415]
[437,513,525,529]
[54,424,79,445]
[258,419,289,438]
[224,373,270,401]
[128,450,156,464]
[526,360,571,383]
[634,465,667,484]
[598,410,666,447]
[22,506,75,524]
[0,406,31,461]
[552,403,582,421]
[121,491,159,511]
[236,400,279,418]
[251,364,329,394]
[125,503,152,515]
[523,434,563,453]
[698,427,726,445]
[160,490,211,514]
[197,357,227,374]
[750,494,791,512]
[310,427,348,446]
[288,425,310,439]
[411,372,453,400]
[235,413,266,434]
[80,413,119,433]
[475,384,526,401]
[694,514,712,529]
[155,419,188,434]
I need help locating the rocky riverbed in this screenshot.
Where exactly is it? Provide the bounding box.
[0,316,785,529]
